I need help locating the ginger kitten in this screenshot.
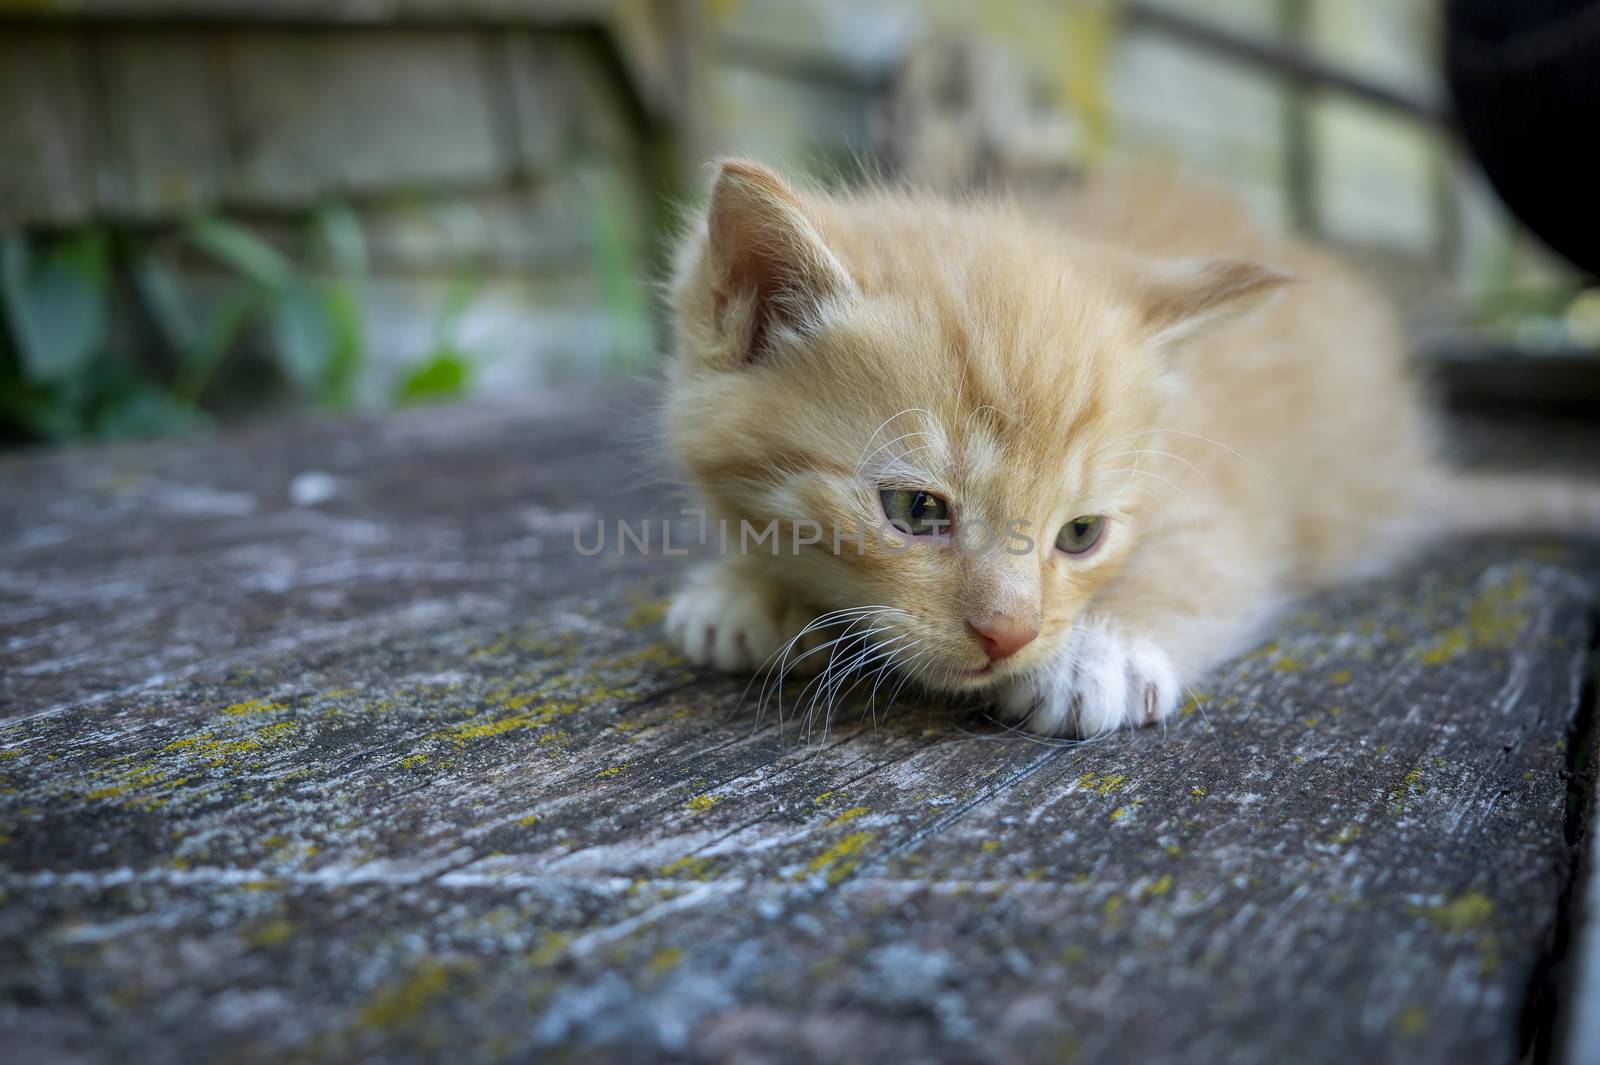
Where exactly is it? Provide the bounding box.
[661,159,1599,737]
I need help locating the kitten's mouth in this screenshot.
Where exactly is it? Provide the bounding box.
[951,661,1004,685]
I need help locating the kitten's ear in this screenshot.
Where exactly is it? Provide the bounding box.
[1137,258,1297,352]
[703,159,854,363]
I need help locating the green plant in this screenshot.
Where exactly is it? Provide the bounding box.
[178,207,368,410]
[0,207,371,444]
[393,276,481,406]
[0,230,201,442]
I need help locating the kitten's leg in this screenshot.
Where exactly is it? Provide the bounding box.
[996,531,1280,737]
[665,561,815,672]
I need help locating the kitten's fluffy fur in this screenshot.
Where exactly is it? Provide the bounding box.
[663,159,1599,737]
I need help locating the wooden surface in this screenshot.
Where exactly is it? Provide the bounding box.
[2,389,1598,1064]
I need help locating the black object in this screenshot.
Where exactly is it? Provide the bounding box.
[1445,0,1600,276]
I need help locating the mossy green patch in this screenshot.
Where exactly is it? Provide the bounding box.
[1426,891,1495,934]
[1390,766,1426,812]
[1076,772,1129,796]
[247,918,294,948]
[623,596,669,630]
[1417,572,1529,665]
[220,698,285,718]
[355,958,463,1030]
[659,855,714,880]
[1330,824,1362,846]
[800,831,874,885]
[685,793,720,812]
[648,947,684,975]
[1395,1004,1429,1037]
[1103,894,1124,929]
[1142,874,1173,898]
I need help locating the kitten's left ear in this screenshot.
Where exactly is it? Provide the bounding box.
[703,159,856,364]
[1137,258,1297,352]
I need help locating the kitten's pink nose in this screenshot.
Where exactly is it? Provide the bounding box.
[966,615,1039,661]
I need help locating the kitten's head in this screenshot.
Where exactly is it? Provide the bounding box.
[666,160,1286,692]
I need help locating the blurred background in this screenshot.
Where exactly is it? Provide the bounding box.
[1,0,1596,446]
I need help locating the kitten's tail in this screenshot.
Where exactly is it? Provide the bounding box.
[1427,472,1600,538]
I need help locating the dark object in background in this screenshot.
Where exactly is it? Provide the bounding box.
[1445,0,1600,276]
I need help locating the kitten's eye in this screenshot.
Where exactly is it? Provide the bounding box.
[1055,515,1106,555]
[880,488,950,536]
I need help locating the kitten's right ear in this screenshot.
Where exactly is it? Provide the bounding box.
[701,159,854,364]
[1135,257,1297,353]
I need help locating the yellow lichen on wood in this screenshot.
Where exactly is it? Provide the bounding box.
[1076,772,1129,796]
[622,596,668,630]
[800,831,874,885]
[355,958,462,1030]
[648,947,684,975]
[685,793,719,812]
[221,698,285,718]
[1417,572,1529,665]
[1426,891,1494,934]
[1395,1004,1429,1036]
[1142,874,1173,898]
[1390,766,1426,812]
[659,855,713,880]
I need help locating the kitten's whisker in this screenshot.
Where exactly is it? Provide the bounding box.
[814,620,903,740]
[751,606,895,735]
[825,630,915,730]
[866,635,925,724]
[791,613,900,742]
[1178,680,1220,741]
[855,429,937,479]
[853,409,937,479]
[1131,427,1267,477]
[1122,447,1211,490]
[1104,466,1191,508]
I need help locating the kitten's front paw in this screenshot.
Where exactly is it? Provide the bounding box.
[665,565,789,672]
[995,620,1180,737]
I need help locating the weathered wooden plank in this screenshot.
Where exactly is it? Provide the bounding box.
[95,30,227,218]
[0,31,100,228]
[1,389,1596,1064]
[219,29,508,206]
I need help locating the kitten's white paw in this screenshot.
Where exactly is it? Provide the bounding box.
[665,566,788,672]
[995,620,1180,737]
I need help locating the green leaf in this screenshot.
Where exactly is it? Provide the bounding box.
[314,203,368,276]
[0,232,110,385]
[171,287,258,407]
[393,349,471,405]
[0,364,81,441]
[131,248,197,354]
[186,217,293,291]
[270,283,332,392]
[319,281,365,411]
[90,384,207,441]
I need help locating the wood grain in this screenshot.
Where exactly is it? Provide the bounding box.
[1,389,1596,1064]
